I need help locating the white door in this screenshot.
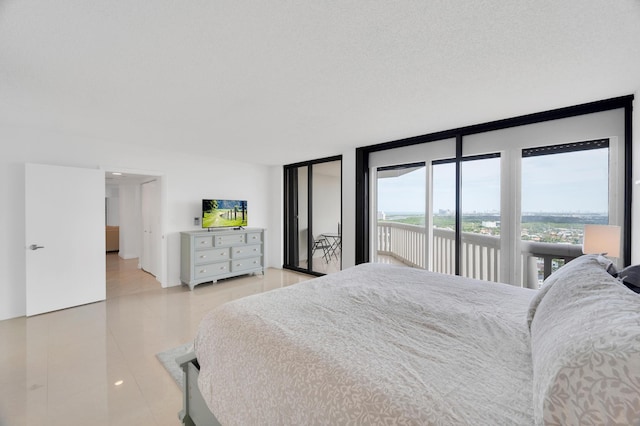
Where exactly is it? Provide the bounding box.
[140,180,158,276]
[25,163,105,316]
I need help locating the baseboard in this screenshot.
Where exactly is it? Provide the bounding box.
[118,252,137,260]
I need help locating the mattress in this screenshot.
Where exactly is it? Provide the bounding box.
[194,263,537,425]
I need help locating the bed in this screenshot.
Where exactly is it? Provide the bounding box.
[179,255,640,425]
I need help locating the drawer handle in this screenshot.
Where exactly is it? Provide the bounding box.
[200,241,206,245]
[199,269,206,273]
[220,266,226,270]
[220,252,225,256]
[236,250,241,254]
[200,255,207,259]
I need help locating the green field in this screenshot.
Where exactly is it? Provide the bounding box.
[203,209,247,228]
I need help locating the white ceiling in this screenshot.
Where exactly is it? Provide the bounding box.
[1,1,639,166]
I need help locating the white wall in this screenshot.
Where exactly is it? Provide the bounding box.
[312,173,341,237]
[267,166,283,269]
[0,128,271,321]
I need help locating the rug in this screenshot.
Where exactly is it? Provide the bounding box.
[156,341,193,389]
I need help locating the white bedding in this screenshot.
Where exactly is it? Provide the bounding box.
[194,263,537,425]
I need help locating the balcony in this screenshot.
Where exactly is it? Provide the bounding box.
[376,222,584,288]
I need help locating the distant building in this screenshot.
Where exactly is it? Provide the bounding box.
[378,211,386,220]
[482,221,500,228]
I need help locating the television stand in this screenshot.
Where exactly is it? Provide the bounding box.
[180,228,264,290]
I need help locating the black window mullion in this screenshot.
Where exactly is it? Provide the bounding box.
[455,135,462,276]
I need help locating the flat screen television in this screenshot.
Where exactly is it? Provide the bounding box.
[202,199,248,229]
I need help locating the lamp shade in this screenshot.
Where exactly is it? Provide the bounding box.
[582,224,621,257]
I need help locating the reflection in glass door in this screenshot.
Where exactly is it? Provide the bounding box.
[311,160,342,274]
[374,164,426,268]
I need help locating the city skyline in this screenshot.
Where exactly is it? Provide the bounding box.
[377,148,609,214]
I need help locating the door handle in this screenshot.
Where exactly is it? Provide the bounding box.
[29,244,45,250]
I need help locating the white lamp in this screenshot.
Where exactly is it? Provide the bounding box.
[582,224,621,258]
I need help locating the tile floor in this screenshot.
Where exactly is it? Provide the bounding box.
[0,254,312,426]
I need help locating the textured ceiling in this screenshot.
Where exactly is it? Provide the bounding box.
[1,1,639,165]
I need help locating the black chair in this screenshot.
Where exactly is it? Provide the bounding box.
[311,235,331,263]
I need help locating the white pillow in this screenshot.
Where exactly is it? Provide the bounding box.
[529,255,640,425]
[526,254,616,331]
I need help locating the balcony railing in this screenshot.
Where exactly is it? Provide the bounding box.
[376,222,584,288]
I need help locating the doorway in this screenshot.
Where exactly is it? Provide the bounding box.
[104,170,166,287]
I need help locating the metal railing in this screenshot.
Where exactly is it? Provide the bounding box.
[376,222,583,288]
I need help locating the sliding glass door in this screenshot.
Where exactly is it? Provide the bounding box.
[284,157,342,275]
[311,161,342,274]
[430,153,504,282]
[373,163,426,267]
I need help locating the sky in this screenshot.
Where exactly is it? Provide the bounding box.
[376,148,609,214]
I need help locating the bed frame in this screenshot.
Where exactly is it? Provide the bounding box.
[176,352,221,426]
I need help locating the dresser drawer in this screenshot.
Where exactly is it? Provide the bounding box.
[231,244,261,259]
[195,262,230,279]
[214,234,246,247]
[246,232,262,244]
[194,248,229,265]
[194,236,213,249]
[231,257,262,272]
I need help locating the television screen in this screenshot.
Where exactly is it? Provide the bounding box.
[202,199,248,228]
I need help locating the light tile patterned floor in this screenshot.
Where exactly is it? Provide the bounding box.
[0,253,312,426]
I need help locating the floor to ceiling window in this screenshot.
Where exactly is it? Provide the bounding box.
[520,139,611,285]
[373,163,426,267]
[356,96,633,288]
[284,156,342,276]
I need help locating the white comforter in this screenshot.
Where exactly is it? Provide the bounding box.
[195,263,537,425]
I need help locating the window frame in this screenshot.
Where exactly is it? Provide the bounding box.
[355,95,634,268]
